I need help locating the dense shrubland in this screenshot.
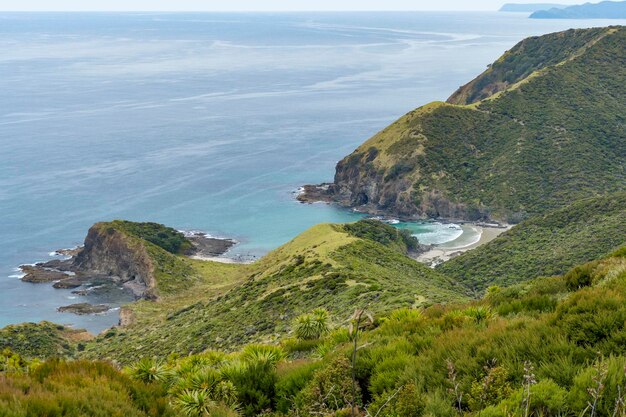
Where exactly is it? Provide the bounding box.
[3,246,626,416]
[0,352,173,417]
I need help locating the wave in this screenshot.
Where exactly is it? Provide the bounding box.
[410,222,464,246]
[439,226,483,250]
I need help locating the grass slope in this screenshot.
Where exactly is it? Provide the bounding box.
[332,26,625,221]
[438,192,626,292]
[83,221,467,363]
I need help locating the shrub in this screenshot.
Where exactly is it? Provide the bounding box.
[564,262,597,290]
[294,309,331,341]
[482,379,568,417]
[240,345,285,367]
[296,357,360,416]
[463,306,495,325]
[468,365,512,411]
[128,357,172,384]
[364,385,418,417]
[568,356,626,417]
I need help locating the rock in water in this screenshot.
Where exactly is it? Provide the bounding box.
[58,303,110,315]
[20,265,69,283]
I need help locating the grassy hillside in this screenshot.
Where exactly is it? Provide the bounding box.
[0,322,90,359]
[326,26,625,221]
[5,245,626,417]
[439,192,626,293]
[82,221,467,363]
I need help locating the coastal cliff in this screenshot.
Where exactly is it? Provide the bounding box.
[72,223,159,299]
[300,27,626,222]
[20,221,236,307]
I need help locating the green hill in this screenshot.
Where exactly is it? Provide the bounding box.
[438,192,626,292]
[82,220,467,363]
[305,26,625,222]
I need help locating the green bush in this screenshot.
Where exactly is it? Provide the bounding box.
[294,309,331,341]
[111,220,194,254]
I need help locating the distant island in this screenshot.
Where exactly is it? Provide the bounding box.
[530,0,626,18]
[499,3,570,12]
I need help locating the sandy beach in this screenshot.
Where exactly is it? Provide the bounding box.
[415,224,511,267]
[190,255,250,264]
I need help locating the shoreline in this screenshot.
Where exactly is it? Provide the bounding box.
[415,224,511,267]
[190,254,254,264]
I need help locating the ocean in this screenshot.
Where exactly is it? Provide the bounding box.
[1,11,622,332]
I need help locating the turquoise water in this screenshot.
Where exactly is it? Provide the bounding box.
[2,12,623,333]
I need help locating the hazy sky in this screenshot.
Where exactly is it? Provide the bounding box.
[0,0,576,12]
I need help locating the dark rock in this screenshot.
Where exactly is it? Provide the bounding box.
[185,233,237,257]
[58,303,110,315]
[297,183,338,204]
[53,277,85,289]
[37,259,74,272]
[55,247,83,257]
[20,265,69,283]
[71,224,158,299]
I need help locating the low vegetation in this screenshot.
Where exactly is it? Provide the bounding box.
[3,246,626,416]
[80,221,466,363]
[439,192,626,292]
[109,220,193,255]
[0,322,88,359]
[0,355,172,417]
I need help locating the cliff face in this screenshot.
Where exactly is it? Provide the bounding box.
[331,138,486,220]
[303,26,626,222]
[72,223,158,299]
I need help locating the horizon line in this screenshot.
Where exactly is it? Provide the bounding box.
[0,9,504,12]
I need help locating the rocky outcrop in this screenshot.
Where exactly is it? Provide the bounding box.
[300,153,490,222]
[72,223,158,300]
[21,265,70,283]
[58,303,110,315]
